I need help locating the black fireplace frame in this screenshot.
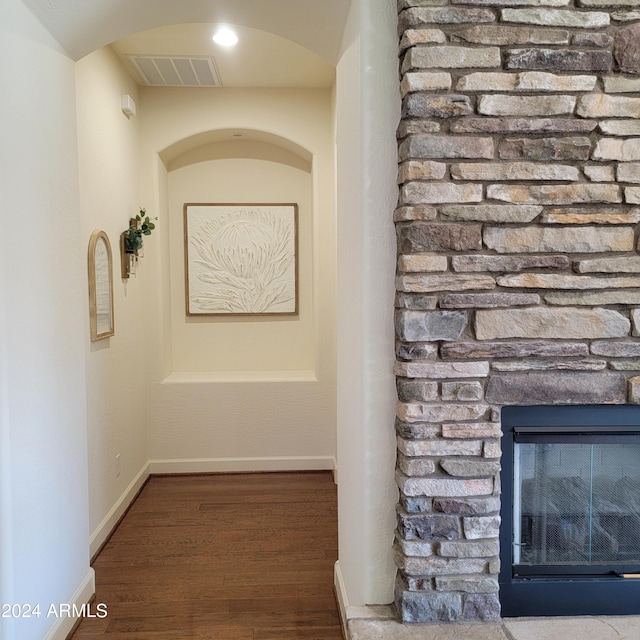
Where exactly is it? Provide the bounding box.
[500,405,640,617]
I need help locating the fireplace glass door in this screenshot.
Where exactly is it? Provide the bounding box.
[514,437,640,573]
[500,405,640,617]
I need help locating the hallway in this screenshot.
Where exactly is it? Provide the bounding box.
[2,3,399,636]
[71,472,342,639]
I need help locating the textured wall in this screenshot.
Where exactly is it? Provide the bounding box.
[76,46,150,556]
[394,0,640,623]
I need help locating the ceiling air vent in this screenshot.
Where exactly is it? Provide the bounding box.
[127,55,222,87]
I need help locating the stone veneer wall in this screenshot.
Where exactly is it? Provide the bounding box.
[393,0,640,623]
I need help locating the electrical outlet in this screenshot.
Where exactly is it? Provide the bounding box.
[115,454,121,478]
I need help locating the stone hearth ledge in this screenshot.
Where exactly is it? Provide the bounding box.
[346,606,640,640]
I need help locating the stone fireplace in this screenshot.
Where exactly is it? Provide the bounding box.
[393,0,640,623]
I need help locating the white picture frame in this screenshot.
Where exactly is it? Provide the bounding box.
[184,203,298,316]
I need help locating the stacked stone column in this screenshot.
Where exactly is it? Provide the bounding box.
[394,0,640,623]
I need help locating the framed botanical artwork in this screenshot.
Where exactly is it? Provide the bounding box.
[88,230,115,340]
[184,203,298,316]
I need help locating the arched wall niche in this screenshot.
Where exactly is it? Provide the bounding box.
[142,86,339,480]
[159,129,315,374]
[161,128,312,173]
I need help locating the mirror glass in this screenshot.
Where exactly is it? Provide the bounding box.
[89,230,114,340]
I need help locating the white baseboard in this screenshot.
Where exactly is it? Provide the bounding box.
[89,462,150,558]
[334,560,349,635]
[43,568,95,640]
[149,456,335,475]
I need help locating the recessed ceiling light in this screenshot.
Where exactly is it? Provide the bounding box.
[212,27,238,47]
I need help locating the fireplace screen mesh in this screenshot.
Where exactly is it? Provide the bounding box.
[514,441,640,567]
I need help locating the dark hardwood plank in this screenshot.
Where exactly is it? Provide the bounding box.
[224,569,335,587]
[254,628,345,640]
[70,472,343,639]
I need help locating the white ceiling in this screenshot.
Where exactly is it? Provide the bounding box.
[20,0,351,65]
[110,23,336,89]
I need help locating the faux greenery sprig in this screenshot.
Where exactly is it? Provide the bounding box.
[123,208,157,252]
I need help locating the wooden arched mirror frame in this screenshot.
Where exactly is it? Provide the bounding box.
[88,230,115,341]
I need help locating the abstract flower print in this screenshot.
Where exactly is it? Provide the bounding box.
[186,205,297,314]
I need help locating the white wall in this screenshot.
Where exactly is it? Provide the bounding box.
[0,1,92,638]
[358,0,401,602]
[335,0,399,608]
[75,46,150,555]
[139,88,337,473]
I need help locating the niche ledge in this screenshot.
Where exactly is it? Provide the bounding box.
[162,370,318,384]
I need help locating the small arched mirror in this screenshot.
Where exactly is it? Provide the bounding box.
[88,230,115,341]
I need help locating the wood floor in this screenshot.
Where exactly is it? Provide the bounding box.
[71,472,343,639]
